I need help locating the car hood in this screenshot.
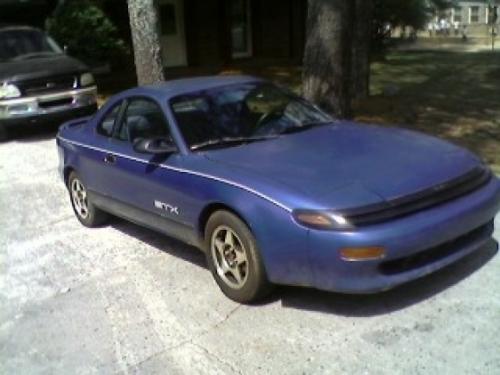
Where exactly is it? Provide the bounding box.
[205,122,481,210]
[0,54,88,83]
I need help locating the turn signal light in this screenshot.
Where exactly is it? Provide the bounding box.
[339,247,386,261]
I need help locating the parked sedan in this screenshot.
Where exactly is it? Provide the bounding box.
[57,76,500,303]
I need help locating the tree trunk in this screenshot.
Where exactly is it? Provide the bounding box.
[127,0,165,85]
[351,0,372,100]
[303,0,354,118]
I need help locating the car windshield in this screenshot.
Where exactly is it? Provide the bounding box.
[0,29,63,62]
[170,82,334,150]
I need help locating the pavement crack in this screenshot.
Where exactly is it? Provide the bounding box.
[191,342,243,375]
[189,304,244,344]
[121,348,169,374]
[213,304,242,329]
[123,304,244,372]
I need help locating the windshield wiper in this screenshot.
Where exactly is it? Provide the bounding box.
[191,135,277,151]
[280,122,331,135]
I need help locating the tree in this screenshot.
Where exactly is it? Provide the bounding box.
[303,0,355,118]
[127,0,165,85]
[303,0,373,117]
[303,0,452,117]
[351,0,373,100]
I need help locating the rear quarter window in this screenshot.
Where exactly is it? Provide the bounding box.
[97,103,121,137]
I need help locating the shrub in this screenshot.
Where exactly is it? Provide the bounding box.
[46,0,128,66]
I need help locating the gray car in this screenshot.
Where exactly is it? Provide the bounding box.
[0,25,98,140]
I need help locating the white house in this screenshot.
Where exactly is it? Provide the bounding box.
[446,0,499,35]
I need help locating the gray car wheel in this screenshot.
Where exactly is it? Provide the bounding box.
[0,125,8,142]
[68,171,108,227]
[205,210,272,303]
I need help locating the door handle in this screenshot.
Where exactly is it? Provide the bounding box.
[104,154,116,164]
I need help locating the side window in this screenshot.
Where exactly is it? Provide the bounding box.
[97,103,121,137]
[116,99,171,143]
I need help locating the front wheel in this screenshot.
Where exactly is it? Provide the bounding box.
[0,125,8,142]
[205,210,272,303]
[68,171,108,227]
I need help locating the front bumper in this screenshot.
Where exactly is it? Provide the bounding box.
[306,176,500,293]
[0,86,97,127]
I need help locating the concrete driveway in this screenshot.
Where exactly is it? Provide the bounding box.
[1,130,499,375]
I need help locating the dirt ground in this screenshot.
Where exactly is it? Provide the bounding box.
[358,50,500,175]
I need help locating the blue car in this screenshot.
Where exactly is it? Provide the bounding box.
[57,75,500,302]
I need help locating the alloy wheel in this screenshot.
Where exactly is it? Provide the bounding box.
[211,225,249,289]
[71,178,89,219]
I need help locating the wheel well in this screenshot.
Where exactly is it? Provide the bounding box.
[63,166,74,187]
[198,203,252,241]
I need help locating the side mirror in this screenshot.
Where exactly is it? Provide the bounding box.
[133,137,177,155]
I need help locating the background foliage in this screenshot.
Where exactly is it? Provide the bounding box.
[46,0,128,65]
[372,0,455,52]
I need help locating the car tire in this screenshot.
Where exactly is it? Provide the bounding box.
[0,125,8,142]
[205,210,272,303]
[68,171,108,227]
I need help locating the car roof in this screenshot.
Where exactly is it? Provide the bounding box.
[121,75,264,101]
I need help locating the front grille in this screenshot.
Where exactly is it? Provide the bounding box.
[17,75,76,96]
[341,166,492,226]
[379,221,493,275]
[38,97,73,109]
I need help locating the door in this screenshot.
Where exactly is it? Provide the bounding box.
[79,100,125,199]
[90,98,194,242]
[159,0,188,67]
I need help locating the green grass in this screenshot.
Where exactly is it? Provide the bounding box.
[359,50,500,174]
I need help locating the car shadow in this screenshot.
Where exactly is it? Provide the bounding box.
[110,217,207,269]
[5,125,58,143]
[107,217,498,316]
[277,238,498,317]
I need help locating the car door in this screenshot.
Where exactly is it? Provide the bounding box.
[77,99,126,199]
[95,97,196,242]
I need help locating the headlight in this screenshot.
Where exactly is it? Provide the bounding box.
[80,73,95,87]
[0,84,21,99]
[292,209,354,230]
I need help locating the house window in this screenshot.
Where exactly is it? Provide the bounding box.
[160,4,177,35]
[453,7,462,23]
[470,6,479,23]
[231,0,252,58]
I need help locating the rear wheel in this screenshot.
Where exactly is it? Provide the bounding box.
[68,171,108,227]
[205,210,272,303]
